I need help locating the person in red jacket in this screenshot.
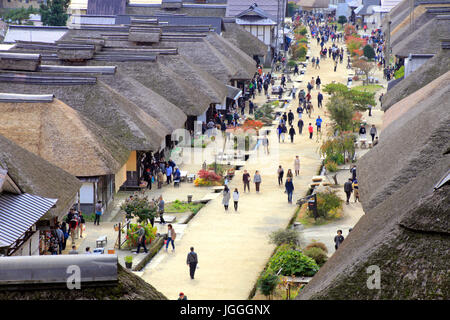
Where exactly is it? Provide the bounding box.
[308,123,314,139]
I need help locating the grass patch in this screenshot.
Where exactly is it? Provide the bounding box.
[165,200,205,214]
[352,84,383,94]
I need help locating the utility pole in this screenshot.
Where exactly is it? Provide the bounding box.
[385,16,391,68]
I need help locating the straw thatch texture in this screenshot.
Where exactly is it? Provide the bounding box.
[126,5,226,17]
[393,16,450,57]
[390,7,431,48]
[159,54,228,104]
[0,99,129,177]
[0,263,167,300]
[203,32,257,80]
[381,0,410,29]
[297,75,450,300]
[128,28,162,43]
[382,49,450,110]
[0,77,167,151]
[0,53,40,72]
[0,134,81,219]
[222,22,268,57]
[90,59,212,116]
[160,38,240,83]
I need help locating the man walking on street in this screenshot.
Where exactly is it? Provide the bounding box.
[133,225,148,254]
[317,92,323,108]
[94,201,102,226]
[242,170,250,192]
[297,118,304,134]
[186,247,198,280]
[308,123,314,139]
[289,126,296,143]
[344,178,353,204]
[277,165,284,186]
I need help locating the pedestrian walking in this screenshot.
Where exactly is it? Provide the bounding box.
[294,156,300,176]
[242,170,250,192]
[317,92,323,108]
[254,170,262,192]
[78,211,85,238]
[344,178,353,204]
[334,230,344,250]
[359,124,366,139]
[158,195,166,224]
[281,124,287,143]
[222,185,231,211]
[315,76,321,89]
[350,165,357,181]
[233,188,239,211]
[133,225,148,254]
[286,169,293,180]
[166,165,173,184]
[316,116,322,133]
[370,125,377,142]
[308,123,314,139]
[277,165,284,185]
[277,124,283,143]
[186,247,198,279]
[288,110,294,126]
[352,178,359,202]
[94,201,102,226]
[297,118,304,134]
[166,224,176,252]
[157,169,164,188]
[285,178,294,203]
[289,126,296,143]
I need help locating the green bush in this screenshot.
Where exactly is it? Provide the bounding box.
[305,241,328,253]
[124,256,133,263]
[257,271,279,298]
[268,248,319,277]
[394,66,404,79]
[363,44,376,60]
[304,247,328,266]
[316,189,343,219]
[338,15,347,25]
[269,229,300,247]
[298,26,307,36]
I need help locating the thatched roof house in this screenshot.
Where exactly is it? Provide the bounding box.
[382,47,450,110]
[0,98,130,177]
[0,263,167,300]
[393,15,450,58]
[297,72,450,300]
[0,76,167,152]
[222,22,268,58]
[0,134,81,219]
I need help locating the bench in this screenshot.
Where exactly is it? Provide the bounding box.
[187,174,196,183]
[96,235,107,248]
[180,170,188,182]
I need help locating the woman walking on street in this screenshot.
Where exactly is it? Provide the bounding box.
[165,224,176,252]
[254,170,262,193]
[286,169,294,180]
[233,188,239,212]
[285,178,295,204]
[222,185,231,211]
[294,156,300,176]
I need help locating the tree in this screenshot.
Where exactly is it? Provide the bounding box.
[338,15,347,26]
[2,7,38,25]
[326,95,354,132]
[352,58,375,85]
[121,196,158,225]
[363,44,376,60]
[40,0,70,26]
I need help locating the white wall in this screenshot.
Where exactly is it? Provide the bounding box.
[79,182,93,204]
[404,56,432,78]
[243,25,272,47]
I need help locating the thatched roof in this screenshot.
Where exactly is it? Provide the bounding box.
[0,99,129,177]
[203,32,257,80]
[390,6,431,48]
[0,263,167,300]
[382,48,450,110]
[160,38,241,83]
[393,15,450,57]
[0,134,81,219]
[0,76,167,152]
[222,22,268,57]
[297,73,450,300]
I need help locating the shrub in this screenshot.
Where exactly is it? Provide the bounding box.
[394,65,404,79]
[269,229,300,247]
[124,223,157,248]
[315,189,343,219]
[304,247,328,266]
[268,248,319,277]
[305,241,328,253]
[325,161,338,172]
[363,44,375,60]
[124,256,133,263]
[121,196,157,224]
[257,271,279,298]
[338,15,347,25]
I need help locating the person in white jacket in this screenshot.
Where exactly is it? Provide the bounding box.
[232,188,239,212]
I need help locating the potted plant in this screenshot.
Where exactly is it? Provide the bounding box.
[125,255,133,269]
